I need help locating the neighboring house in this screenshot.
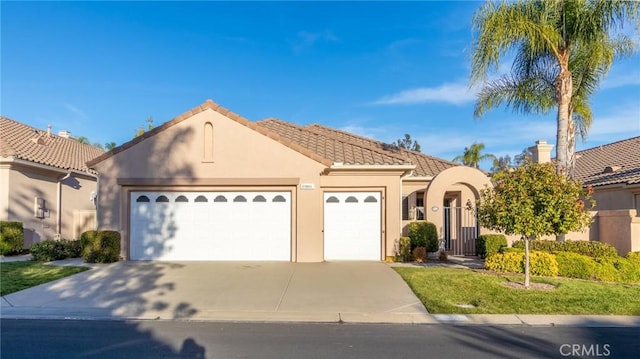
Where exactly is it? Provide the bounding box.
[0,117,104,247]
[87,100,490,262]
[573,137,640,254]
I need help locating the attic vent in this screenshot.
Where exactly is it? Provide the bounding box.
[603,165,621,174]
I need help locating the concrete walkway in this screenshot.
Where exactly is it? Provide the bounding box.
[1,256,639,327]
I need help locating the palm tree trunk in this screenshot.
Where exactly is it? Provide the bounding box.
[555,64,573,176]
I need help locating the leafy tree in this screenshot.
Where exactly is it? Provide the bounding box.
[452,142,497,169]
[92,142,104,150]
[474,162,594,288]
[491,154,512,173]
[134,116,155,138]
[105,142,117,151]
[393,134,421,152]
[514,147,533,167]
[76,136,89,144]
[470,0,639,177]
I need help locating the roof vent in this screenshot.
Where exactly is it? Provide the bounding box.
[603,165,621,174]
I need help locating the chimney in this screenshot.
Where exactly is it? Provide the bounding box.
[529,140,553,164]
[58,130,72,138]
[47,124,52,137]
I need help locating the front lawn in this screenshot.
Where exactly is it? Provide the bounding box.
[0,261,90,296]
[394,266,640,315]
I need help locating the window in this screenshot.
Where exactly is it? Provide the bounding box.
[416,191,425,220]
[273,195,286,203]
[253,195,267,202]
[195,195,208,203]
[635,193,640,217]
[402,196,409,220]
[203,122,214,162]
[345,196,358,203]
[325,196,339,203]
[213,195,227,203]
[364,196,378,203]
[233,195,247,202]
[136,195,150,203]
[175,195,188,203]
[156,195,169,203]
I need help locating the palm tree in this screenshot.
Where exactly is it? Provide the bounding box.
[453,142,497,169]
[470,0,639,177]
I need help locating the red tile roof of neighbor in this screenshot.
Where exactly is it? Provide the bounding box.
[0,116,104,174]
[88,100,457,177]
[574,136,640,187]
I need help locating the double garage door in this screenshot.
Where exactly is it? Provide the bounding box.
[130,191,291,261]
[130,191,381,261]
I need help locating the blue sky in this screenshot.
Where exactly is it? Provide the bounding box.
[2,1,639,169]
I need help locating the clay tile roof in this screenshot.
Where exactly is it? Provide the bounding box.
[0,116,104,173]
[574,136,640,187]
[304,123,458,176]
[257,119,412,166]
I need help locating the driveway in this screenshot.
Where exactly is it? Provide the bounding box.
[1,261,432,324]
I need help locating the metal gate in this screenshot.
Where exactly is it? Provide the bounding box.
[443,206,479,256]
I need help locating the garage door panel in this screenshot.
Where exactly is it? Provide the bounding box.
[130,191,291,261]
[324,192,381,261]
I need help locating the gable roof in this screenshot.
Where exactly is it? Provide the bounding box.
[257,119,412,167]
[304,123,458,177]
[87,99,457,177]
[87,100,333,168]
[0,116,104,174]
[574,136,640,187]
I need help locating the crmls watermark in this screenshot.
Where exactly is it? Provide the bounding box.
[559,344,611,357]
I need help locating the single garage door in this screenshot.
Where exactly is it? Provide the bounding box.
[323,192,381,260]
[130,191,291,261]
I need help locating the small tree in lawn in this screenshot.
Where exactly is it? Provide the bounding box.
[475,162,593,288]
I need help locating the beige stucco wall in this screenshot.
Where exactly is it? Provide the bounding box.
[92,108,409,262]
[0,162,97,246]
[597,209,640,255]
[591,187,637,211]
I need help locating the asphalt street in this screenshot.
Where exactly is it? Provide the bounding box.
[1,319,637,359]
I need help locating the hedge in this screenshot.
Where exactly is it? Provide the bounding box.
[407,221,439,252]
[31,239,82,262]
[511,239,618,259]
[395,237,412,262]
[81,230,121,263]
[476,234,507,259]
[0,221,24,255]
[484,251,559,277]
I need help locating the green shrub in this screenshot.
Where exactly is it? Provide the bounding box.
[627,252,640,264]
[512,239,618,259]
[407,222,439,252]
[81,230,120,263]
[476,234,507,258]
[529,251,559,277]
[485,252,524,273]
[412,247,427,263]
[485,251,558,276]
[500,247,523,254]
[31,239,82,262]
[0,221,24,255]
[395,237,412,262]
[555,252,597,280]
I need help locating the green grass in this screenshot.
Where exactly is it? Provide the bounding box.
[1,261,90,296]
[394,266,640,315]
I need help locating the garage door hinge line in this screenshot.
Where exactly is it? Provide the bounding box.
[275,267,296,312]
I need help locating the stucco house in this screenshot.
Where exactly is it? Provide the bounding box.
[0,117,104,247]
[573,136,640,254]
[88,100,490,262]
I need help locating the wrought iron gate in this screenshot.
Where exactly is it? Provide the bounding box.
[443,206,479,256]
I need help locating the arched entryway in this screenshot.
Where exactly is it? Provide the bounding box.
[424,166,492,255]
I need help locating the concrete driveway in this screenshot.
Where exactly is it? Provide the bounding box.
[1,261,432,324]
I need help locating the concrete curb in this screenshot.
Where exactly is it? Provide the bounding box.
[2,307,639,327]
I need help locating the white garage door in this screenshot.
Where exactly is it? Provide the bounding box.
[323,192,381,260]
[130,191,291,261]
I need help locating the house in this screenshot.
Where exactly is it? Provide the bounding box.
[0,117,104,247]
[87,100,491,262]
[573,136,640,254]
